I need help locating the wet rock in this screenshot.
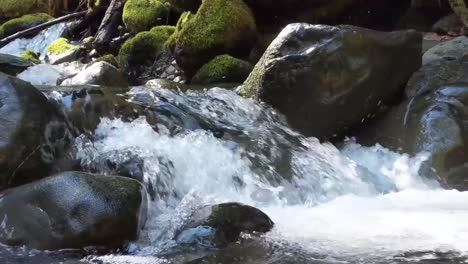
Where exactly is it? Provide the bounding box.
[45,38,81,65]
[176,203,274,248]
[406,54,468,97]
[432,13,464,35]
[0,171,146,250]
[17,62,85,86]
[355,83,468,190]
[0,53,33,75]
[423,36,468,65]
[60,62,128,87]
[0,73,73,190]
[242,23,422,140]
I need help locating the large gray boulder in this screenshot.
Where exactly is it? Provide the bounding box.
[0,171,147,250]
[241,23,422,139]
[0,73,73,190]
[422,36,468,65]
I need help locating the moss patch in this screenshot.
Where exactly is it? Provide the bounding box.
[171,0,257,76]
[20,50,40,64]
[119,26,175,69]
[191,54,253,84]
[47,38,79,55]
[123,0,171,33]
[165,11,194,50]
[0,13,52,38]
[95,54,119,68]
[163,0,201,12]
[0,0,48,19]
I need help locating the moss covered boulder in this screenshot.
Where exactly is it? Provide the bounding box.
[0,0,48,19]
[119,26,175,72]
[0,13,52,38]
[171,0,257,77]
[96,54,119,68]
[123,0,171,33]
[46,38,80,64]
[164,0,201,13]
[192,54,253,84]
[20,50,40,64]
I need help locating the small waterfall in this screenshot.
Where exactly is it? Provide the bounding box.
[73,87,468,263]
[0,23,67,60]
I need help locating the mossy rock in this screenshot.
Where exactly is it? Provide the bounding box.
[119,26,175,70]
[0,13,52,38]
[0,53,33,75]
[192,54,253,84]
[0,0,48,19]
[172,0,257,77]
[165,11,194,50]
[163,0,201,13]
[47,38,79,55]
[95,54,119,68]
[123,0,171,33]
[21,50,40,64]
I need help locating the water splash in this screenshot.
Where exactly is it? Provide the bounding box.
[72,87,468,263]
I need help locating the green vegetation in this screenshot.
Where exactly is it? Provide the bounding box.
[0,13,52,38]
[123,0,171,33]
[119,26,175,68]
[20,50,40,64]
[0,0,45,19]
[47,38,79,55]
[165,11,194,50]
[95,54,119,68]
[163,0,201,12]
[192,54,253,84]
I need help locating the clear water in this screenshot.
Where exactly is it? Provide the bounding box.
[69,87,468,263]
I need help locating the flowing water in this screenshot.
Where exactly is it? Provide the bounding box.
[2,25,468,263]
[66,87,468,263]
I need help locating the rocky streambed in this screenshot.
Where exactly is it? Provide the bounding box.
[1,0,468,263]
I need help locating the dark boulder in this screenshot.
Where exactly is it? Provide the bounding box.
[355,83,468,190]
[242,23,422,140]
[0,53,33,75]
[176,202,273,248]
[0,73,73,190]
[0,171,146,250]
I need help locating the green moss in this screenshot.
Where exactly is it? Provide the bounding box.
[192,54,253,84]
[87,0,111,14]
[123,0,171,33]
[162,0,201,12]
[95,54,119,68]
[47,38,79,55]
[176,0,256,51]
[0,0,47,19]
[165,11,194,50]
[0,13,52,38]
[119,26,175,68]
[20,50,40,64]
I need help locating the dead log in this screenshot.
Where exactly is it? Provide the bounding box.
[0,11,87,49]
[93,0,126,51]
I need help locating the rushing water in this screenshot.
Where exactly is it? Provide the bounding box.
[64,86,468,263]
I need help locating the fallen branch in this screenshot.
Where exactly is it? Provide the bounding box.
[0,11,87,48]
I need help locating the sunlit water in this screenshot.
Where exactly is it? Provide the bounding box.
[69,87,468,263]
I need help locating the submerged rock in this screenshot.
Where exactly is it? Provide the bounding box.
[0,53,33,75]
[60,61,128,87]
[0,73,73,190]
[176,203,274,248]
[242,23,422,140]
[0,171,146,250]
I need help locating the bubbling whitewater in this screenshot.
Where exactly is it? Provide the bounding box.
[73,87,468,263]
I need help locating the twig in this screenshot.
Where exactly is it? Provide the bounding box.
[0,11,87,48]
